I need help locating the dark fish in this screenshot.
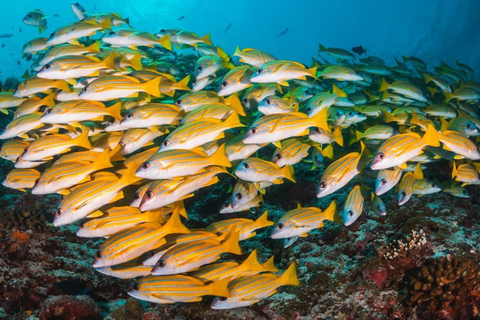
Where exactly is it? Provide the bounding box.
[0,34,13,38]
[277,27,289,38]
[19,28,22,32]
[177,15,185,21]
[224,23,232,34]
[55,279,89,295]
[1,44,5,48]
[17,59,21,66]
[352,45,367,56]
[54,14,60,18]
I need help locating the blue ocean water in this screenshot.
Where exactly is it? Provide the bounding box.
[1,0,479,80]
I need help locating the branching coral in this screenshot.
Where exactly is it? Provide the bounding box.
[383,229,432,269]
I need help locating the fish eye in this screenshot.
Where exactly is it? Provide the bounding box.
[348,210,353,217]
[265,99,270,105]
[222,202,229,208]
[256,69,263,74]
[27,14,32,18]
[235,193,242,200]
[377,153,384,160]
[401,191,406,197]
[119,141,126,148]
[55,208,62,216]
[462,190,468,194]
[175,99,181,105]
[467,124,472,129]
[141,162,150,169]
[249,127,257,134]
[336,111,341,116]
[162,140,169,147]
[107,31,114,36]
[160,29,165,33]
[95,251,102,259]
[219,297,227,301]
[242,162,249,169]
[133,283,140,291]
[319,182,327,189]
[45,108,52,114]
[44,64,51,70]
[157,259,166,268]
[277,223,284,229]
[377,205,382,210]
[348,112,352,116]
[192,80,197,85]
[134,192,140,200]
[242,98,247,104]
[274,154,281,160]
[126,113,133,119]
[108,118,115,124]
[145,191,154,198]
[306,107,311,112]
[432,183,436,187]
[221,81,228,88]
[380,179,387,185]
[197,66,202,72]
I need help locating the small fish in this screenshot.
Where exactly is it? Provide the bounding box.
[250,60,316,85]
[119,127,165,155]
[257,95,298,115]
[277,27,289,38]
[46,19,111,46]
[218,66,254,97]
[41,100,122,124]
[272,138,311,167]
[235,157,295,185]
[220,194,263,214]
[37,54,116,80]
[271,201,336,239]
[443,184,469,198]
[452,163,480,184]
[205,211,273,241]
[233,47,276,67]
[0,140,30,162]
[439,130,480,160]
[317,66,363,81]
[224,23,232,34]
[0,34,13,38]
[2,168,40,191]
[71,3,86,21]
[341,185,364,226]
[177,15,186,21]
[318,44,356,61]
[96,260,153,279]
[211,262,299,309]
[371,193,386,216]
[375,166,402,196]
[397,172,415,206]
[352,45,367,56]
[23,9,47,33]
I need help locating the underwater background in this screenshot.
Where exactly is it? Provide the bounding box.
[0,1,479,320]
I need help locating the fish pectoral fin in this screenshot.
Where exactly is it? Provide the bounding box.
[56,189,70,196]
[399,162,408,169]
[271,178,283,184]
[179,193,195,200]
[278,81,289,86]
[108,191,124,204]
[87,210,104,218]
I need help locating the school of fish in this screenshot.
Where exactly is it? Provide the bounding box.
[0,2,479,309]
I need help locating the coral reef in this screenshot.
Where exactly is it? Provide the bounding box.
[39,295,102,320]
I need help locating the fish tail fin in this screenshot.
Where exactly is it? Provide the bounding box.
[103,52,116,70]
[452,161,458,179]
[128,53,143,71]
[175,75,191,91]
[282,165,296,183]
[56,81,71,92]
[254,210,273,228]
[233,46,241,56]
[209,144,231,167]
[332,84,347,98]
[164,209,191,234]
[93,148,113,170]
[318,44,326,52]
[239,249,264,272]
[222,111,244,129]
[42,92,57,106]
[75,129,92,149]
[100,18,112,31]
[310,107,329,131]
[383,110,396,123]
[422,124,440,147]
[413,163,424,180]
[158,33,172,50]
[202,33,213,45]
[321,144,334,159]
[333,127,344,146]
[39,26,46,34]
[308,67,317,79]
[87,41,102,52]
[172,200,188,219]
[119,163,142,186]
[323,200,337,222]
[222,229,242,255]
[427,86,437,97]
[225,93,245,117]
[207,277,231,298]
[143,76,162,97]
[107,101,123,121]
[379,78,390,92]
[444,91,455,102]
[423,73,433,84]
[262,255,279,272]
[440,117,450,132]
[355,129,363,142]
[278,262,300,286]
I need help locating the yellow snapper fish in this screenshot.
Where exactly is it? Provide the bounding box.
[380,79,428,103]
[242,109,329,144]
[14,93,56,118]
[371,193,387,216]
[205,211,273,241]
[21,129,92,161]
[136,144,231,180]
[22,37,49,54]
[257,95,298,115]
[2,168,41,192]
[316,143,367,198]
[189,249,267,283]
[340,185,364,226]
[241,84,278,109]
[180,102,244,125]
[151,229,242,275]
[397,171,416,206]
[23,9,48,33]
[412,179,442,195]
[37,42,102,67]
[53,165,141,226]
[439,130,480,160]
[120,103,183,128]
[220,193,264,214]
[370,125,440,170]
[452,163,480,184]
[155,29,212,47]
[41,100,122,124]
[93,210,191,268]
[317,66,363,81]
[233,47,277,67]
[36,54,116,80]
[249,60,317,85]
[375,166,403,196]
[444,86,480,102]
[211,262,299,309]
[76,205,180,238]
[0,113,43,139]
[0,93,27,114]
[158,112,244,151]
[31,148,112,195]
[225,136,266,162]
[443,184,470,198]
[119,127,165,155]
[78,75,163,101]
[95,259,153,279]
[355,125,397,141]
[272,138,311,167]
[46,19,111,46]
[191,74,216,92]
[308,126,344,146]
[128,275,230,304]
[318,44,355,61]
[130,181,154,208]
[218,65,254,96]
[102,28,172,50]
[195,48,232,80]
[234,157,295,185]
[271,200,336,239]
[139,166,227,211]
[230,179,259,210]
[304,84,347,117]
[0,140,30,162]
[14,77,70,97]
